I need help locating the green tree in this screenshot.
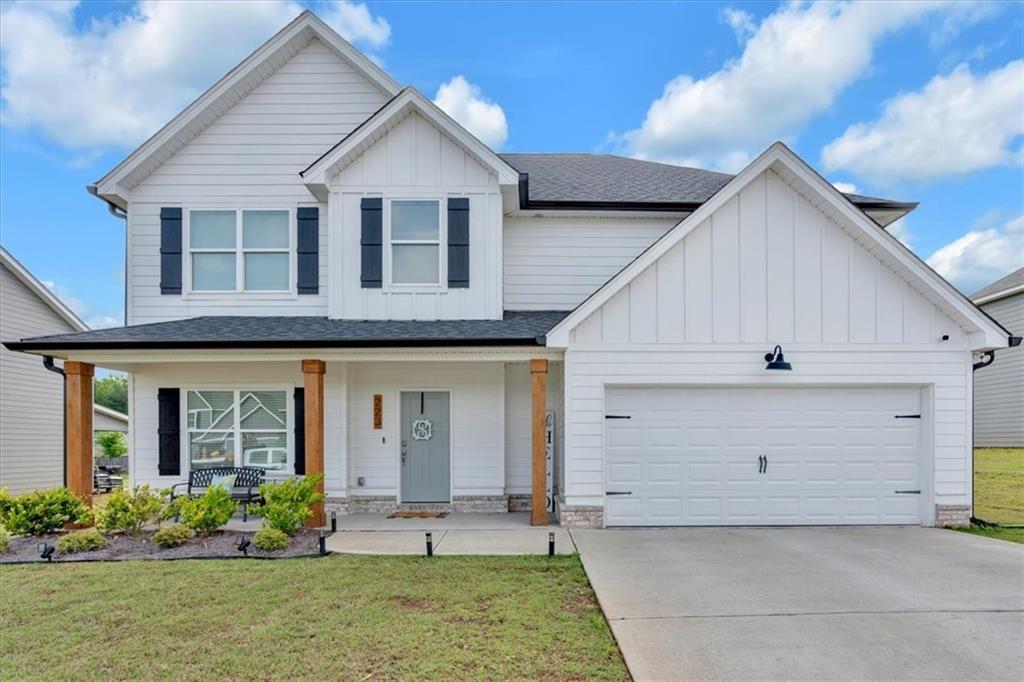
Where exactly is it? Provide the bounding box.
[94,374,128,414]
[96,431,128,458]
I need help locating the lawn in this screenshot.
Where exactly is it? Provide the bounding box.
[958,448,1024,545]
[0,555,627,681]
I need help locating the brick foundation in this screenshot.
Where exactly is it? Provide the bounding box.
[507,494,532,512]
[328,495,518,515]
[558,504,604,529]
[452,495,508,513]
[935,504,971,528]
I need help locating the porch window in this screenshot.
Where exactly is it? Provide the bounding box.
[186,390,288,471]
[389,200,441,285]
[189,209,291,292]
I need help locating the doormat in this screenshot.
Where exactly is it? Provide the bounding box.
[388,511,449,519]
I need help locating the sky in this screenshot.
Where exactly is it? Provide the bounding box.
[0,0,1021,330]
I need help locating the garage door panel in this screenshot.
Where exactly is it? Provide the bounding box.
[605,386,922,526]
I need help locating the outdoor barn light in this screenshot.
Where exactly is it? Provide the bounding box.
[37,543,55,562]
[764,345,792,371]
[235,535,251,556]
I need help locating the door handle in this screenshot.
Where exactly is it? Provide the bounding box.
[763,455,767,474]
[758,455,766,474]
[606,491,632,495]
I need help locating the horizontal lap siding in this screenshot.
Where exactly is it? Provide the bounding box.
[974,294,1024,446]
[0,265,72,492]
[503,216,677,310]
[127,40,389,324]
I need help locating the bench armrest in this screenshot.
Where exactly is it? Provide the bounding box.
[169,481,189,498]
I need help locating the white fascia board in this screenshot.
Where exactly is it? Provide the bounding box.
[94,404,129,423]
[973,283,1024,306]
[94,11,399,197]
[0,248,88,332]
[545,142,1009,351]
[301,88,520,191]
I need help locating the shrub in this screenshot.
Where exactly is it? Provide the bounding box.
[251,474,324,535]
[152,525,193,548]
[0,525,10,553]
[96,431,128,458]
[0,487,13,520]
[56,528,106,553]
[96,485,167,536]
[176,486,236,535]
[1,488,90,536]
[253,527,290,551]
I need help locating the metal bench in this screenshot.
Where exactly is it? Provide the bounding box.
[170,467,265,521]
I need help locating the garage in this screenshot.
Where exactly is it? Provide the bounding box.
[604,386,924,526]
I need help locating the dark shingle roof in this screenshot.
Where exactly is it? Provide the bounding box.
[4,311,568,351]
[971,267,1024,302]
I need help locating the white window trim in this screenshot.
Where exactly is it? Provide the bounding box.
[181,387,293,474]
[184,208,297,298]
[384,198,447,292]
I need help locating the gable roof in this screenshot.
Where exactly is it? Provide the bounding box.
[544,142,1010,351]
[501,153,915,226]
[971,267,1024,305]
[91,11,400,208]
[94,404,129,425]
[1,247,87,332]
[300,87,521,200]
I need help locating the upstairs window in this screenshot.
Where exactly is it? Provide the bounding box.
[389,200,440,286]
[189,209,291,292]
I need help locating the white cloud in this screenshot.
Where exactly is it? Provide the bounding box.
[0,1,391,151]
[615,1,960,170]
[832,181,858,194]
[885,217,913,247]
[433,76,509,149]
[822,60,1024,183]
[41,280,122,328]
[722,8,756,42]
[926,213,1024,292]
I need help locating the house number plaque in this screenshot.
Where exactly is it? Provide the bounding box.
[373,394,383,429]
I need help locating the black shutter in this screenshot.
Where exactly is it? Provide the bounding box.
[447,198,470,288]
[360,197,383,288]
[296,207,319,294]
[293,387,306,475]
[157,388,181,476]
[159,207,182,295]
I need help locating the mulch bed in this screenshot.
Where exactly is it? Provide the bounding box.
[1,528,323,563]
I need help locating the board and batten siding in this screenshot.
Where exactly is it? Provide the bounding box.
[0,264,73,492]
[125,39,390,324]
[974,293,1023,446]
[561,169,976,519]
[329,112,503,320]
[503,215,679,310]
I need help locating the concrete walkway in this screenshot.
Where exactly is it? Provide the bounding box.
[325,512,574,556]
[573,527,1024,681]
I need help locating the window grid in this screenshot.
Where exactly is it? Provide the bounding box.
[186,389,289,472]
[388,199,443,287]
[188,209,292,293]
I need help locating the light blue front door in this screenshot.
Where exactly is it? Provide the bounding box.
[400,391,450,503]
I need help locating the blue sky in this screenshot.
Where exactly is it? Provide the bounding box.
[1,0,1021,328]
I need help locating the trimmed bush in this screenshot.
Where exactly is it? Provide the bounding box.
[96,431,128,458]
[152,525,193,548]
[251,474,324,535]
[57,528,106,554]
[0,525,10,553]
[176,486,236,536]
[0,488,90,536]
[253,527,290,551]
[96,485,167,536]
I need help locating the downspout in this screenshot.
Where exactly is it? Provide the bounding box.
[42,356,67,487]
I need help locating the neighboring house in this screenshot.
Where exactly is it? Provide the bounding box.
[0,247,88,493]
[94,404,129,435]
[971,268,1024,447]
[4,12,1015,527]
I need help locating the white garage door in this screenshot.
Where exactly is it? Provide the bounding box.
[605,387,923,526]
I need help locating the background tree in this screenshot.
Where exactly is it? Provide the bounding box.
[94,374,128,414]
[96,431,128,458]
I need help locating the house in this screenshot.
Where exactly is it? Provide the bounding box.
[970,268,1024,447]
[4,12,1016,526]
[94,404,130,436]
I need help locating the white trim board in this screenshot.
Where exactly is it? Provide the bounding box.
[544,142,1009,351]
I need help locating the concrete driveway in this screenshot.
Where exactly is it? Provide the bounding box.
[571,527,1023,681]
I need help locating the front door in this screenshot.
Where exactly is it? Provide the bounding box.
[400,391,450,503]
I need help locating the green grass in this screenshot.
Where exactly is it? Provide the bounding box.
[0,555,627,681]
[973,448,1024,526]
[955,526,1024,544]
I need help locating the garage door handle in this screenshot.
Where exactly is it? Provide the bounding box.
[605,415,631,420]
[606,491,633,495]
[894,490,921,494]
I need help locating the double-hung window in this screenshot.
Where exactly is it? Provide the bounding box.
[189,209,291,292]
[389,200,441,286]
[186,390,289,471]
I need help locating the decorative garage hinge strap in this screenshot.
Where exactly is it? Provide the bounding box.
[893,414,922,419]
[604,414,631,419]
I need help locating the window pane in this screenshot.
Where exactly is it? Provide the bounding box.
[190,210,236,248]
[192,253,236,291]
[391,201,439,240]
[244,253,289,291]
[392,244,439,284]
[243,210,289,248]
[242,432,287,470]
[187,391,235,430]
[239,391,287,430]
[190,431,235,469]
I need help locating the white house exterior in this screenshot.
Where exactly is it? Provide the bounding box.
[971,268,1024,447]
[4,12,1013,528]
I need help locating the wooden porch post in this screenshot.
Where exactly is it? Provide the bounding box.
[530,359,549,526]
[64,361,94,507]
[302,359,326,527]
